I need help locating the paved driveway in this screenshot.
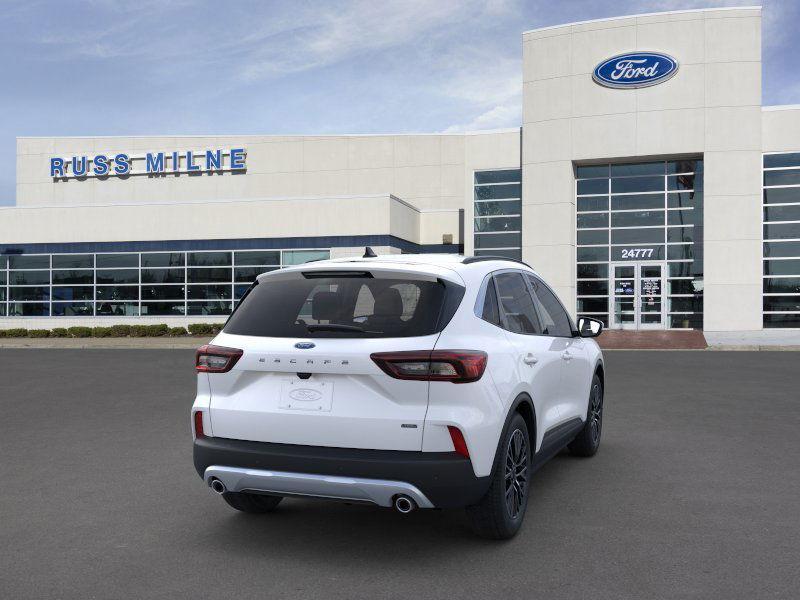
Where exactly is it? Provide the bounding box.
[1,350,797,599]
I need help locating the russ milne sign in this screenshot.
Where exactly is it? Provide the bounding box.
[593,52,678,89]
[50,148,246,179]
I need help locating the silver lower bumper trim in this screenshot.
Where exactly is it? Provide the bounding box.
[203,465,435,508]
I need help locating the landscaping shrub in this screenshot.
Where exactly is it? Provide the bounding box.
[146,324,169,337]
[168,326,188,337]
[188,323,212,335]
[67,326,92,338]
[50,328,69,338]
[5,328,28,338]
[28,329,51,338]
[92,327,113,338]
[130,325,149,337]
[210,323,225,334]
[109,324,132,337]
[0,330,6,338]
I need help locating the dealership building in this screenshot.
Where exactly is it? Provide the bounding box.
[2,6,799,337]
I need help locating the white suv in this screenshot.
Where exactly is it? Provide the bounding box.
[192,252,604,539]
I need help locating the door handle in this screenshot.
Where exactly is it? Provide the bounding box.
[561,350,573,361]
[523,353,539,365]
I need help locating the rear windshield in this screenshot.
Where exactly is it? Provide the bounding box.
[224,273,461,338]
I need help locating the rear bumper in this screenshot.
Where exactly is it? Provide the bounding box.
[193,437,490,508]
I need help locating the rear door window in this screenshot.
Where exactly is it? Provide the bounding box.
[494,272,541,335]
[224,272,459,338]
[527,275,574,337]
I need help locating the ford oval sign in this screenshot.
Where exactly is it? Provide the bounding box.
[294,342,315,349]
[593,52,678,89]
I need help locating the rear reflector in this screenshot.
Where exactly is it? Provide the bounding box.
[193,411,205,438]
[447,426,470,458]
[196,345,243,373]
[370,350,487,383]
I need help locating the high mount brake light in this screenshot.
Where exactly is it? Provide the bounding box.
[370,350,487,383]
[196,345,243,373]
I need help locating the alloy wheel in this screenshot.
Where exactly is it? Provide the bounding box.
[504,429,528,519]
[589,383,603,445]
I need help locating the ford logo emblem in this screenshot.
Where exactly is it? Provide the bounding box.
[593,52,678,89]
[294,342,315,349]
[288,388,323,402]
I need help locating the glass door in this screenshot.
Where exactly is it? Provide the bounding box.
[610,262,666,330]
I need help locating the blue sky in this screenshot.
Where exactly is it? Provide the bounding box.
[1,0,798,206]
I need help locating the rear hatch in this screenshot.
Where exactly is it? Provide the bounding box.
[204,264,464,451]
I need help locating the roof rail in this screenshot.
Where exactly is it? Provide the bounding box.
[462,255,533,269]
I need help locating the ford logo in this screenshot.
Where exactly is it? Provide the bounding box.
[593,52,678,89]
[288,388,323,402]
[294,342,315,349]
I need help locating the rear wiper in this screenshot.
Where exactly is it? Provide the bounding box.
[305,323,371,333]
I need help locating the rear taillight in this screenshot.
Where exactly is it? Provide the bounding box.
[193,411,205,438]
[370,350,487,383]
[448,426,470,458]
[195,345,243,373]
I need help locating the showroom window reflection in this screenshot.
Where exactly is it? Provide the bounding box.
[0,249,330,317]
[474,169,522,260]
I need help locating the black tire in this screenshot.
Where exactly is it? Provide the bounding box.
[467,412,531,540]
[568,374,603,457]
[221,492,283,514]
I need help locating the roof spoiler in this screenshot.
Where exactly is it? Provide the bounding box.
[462,255,533,269]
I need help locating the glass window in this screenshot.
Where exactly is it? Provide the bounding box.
[667,209,697,226]
[141,285,185,300]
[764,170,800,187]
[96,254,138,268]
[577,264,608,279]
[52,286,94,301]
[764,278,800,294]
[96,286,139,301]
[667,227,694,243]
[187,267,232,283]
[611,176,663,194]
[96,302,138,316]
[225,275,454,338]
[764,223,800,240]
[764,205,800,223]
[474,200,521,217]
[668,262,695,277]
[668,279,701,295]
[764,259,800,276]
[474,248,522,260]
[667,174,700,191]
[188,251,232,266]
[577,230,608,245]
[763,241,800,258]
[52,270,93,284]
[9,255,49,269]
[577,179,608,195]
[611,228,664,244]
[52,302,93,316]
[96,269,138,284]
[282,250,330,266]
[576,165,608,178]
[0,272,5,286]
[187,285,232,300]
[0,255,6,269]
[474,170,520,184]
[9,287,49,301]
[763,188,800,204]
[611,210,665,228]
[667,245,694,261]
[474,216,521,233]
[611,162,664,177]
[141,268,185,284]
[764,314,800,328]
[9,271,50,285]
[764,153,800,168]
[187,301,233,315]
[234,266,278,283]
[577,298,608,312]
[668,192,702,209]
[529,276,573,337]
[493,272,540,335]
[8,302,49,316]
[611,194,664,211]
[577,197,608,212]
[577,213,608,229]
[669,297,701,312]
[141,253,185,267]
[52,254,93,269]
[667,160,702,174]
[480,277,501,326]
[763,297,800,312]
[577,247,609,262]
[474,184,521,200]
[474,233,520,249]
[141,302,186,316]
[669,314,703,329]
[577,281,608,295]
[234,251,280,266]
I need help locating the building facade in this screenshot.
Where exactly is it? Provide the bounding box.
[2,6,799,334]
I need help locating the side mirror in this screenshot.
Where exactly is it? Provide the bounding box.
[577,317,603,338]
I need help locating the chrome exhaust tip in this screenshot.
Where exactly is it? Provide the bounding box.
[394,495,416,514]
[209,478,227,495]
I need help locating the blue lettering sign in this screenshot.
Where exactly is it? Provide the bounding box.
[205,149,221,170]
[72,156,88,177]
[146,152,165,173]
[171,151,180,172]
[93,154,109,176]
[113,153,130,175]
[593,52,678,89]
[50,158,65,177]
[230,148,246,170]
[186,150,200,172]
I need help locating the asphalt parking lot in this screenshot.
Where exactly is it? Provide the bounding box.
[1,350,798,599]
